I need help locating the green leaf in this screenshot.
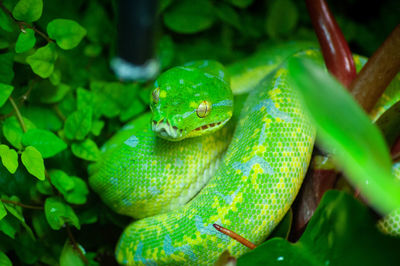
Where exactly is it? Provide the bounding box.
[21,106,63,131]
[0,215,20,238]
[2,116,36,149]
[64,107,92,140]
[0,144,18,174]
[215,3,241,31]
[288,57,400,214]
[0,52,14,84]
[227,0,254,8]
[238,191,400,265]
[0,83,13,107]
[36,179,53,196]
[0,9,15,32]
[15,28,36,53]
[265,0,298,39]
[22,129,67,158]
[0,251,12,266]
[44,197,80,230]
[71,138,99,161]
[12,0,43,22]
[47,19,87,50]
[26,43,58,78]
[119,98,146,122]
[268,209,292,240]
[21,146,45,180]
[90,120,104,136]
[39,83,70,104]
[60,240,86,266]
[163,0,215,34]
[0,201,6,221]
[50,170,89,205]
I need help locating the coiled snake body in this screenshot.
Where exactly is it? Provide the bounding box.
[89,43,376,264]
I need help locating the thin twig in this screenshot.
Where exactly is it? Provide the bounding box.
[0,1,53,43]
[213,224,256,250]
[9,96,27,133]
[1,199,43,210]
[53,105,66,121]
[66,224,89,265]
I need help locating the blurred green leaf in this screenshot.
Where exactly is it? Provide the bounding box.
[288,57,400,214]
[238,191,400,265]
[41,83,70,104]
[0,144,18,174]
[0,9,14,32]
[265,0,298,39]
[64,106,92,140]
[119,98,146,122]
[12,0,43,22]
[268,209,292,240]
[0,215,20,238]
[21,146,45,180]
[0,251,12,266]
[50,170,89,205]
[36,179,53,196]
[227,0,253,8]
[2,116,36,149]
[0,83,13,107]
[0,202,6,221]
[90,120,104,136]
[21,106,63,131]
[0,52,14,84]
[44,197,80,230]
[26,43,58,78]
[215,3,241,31]
[157,35,175,70]
[15,28,36,53]
[60,240,86,266]
[71,138,99,162]
[22,128,67,158]
[163,0,215,34]
[47,19,87,50]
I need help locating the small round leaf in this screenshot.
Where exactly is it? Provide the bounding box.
[47,19,87,50]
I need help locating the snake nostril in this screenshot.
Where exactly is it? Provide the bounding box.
[152,120,157,126]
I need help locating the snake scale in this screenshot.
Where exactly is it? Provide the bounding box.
[88,42,399,265]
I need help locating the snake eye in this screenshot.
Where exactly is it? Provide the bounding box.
[152,87,160,104]
[196,100,211,118]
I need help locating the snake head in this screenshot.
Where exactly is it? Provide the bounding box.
[150,60,233,141]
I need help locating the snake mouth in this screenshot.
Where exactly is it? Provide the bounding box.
[152,119,182,139]
[192,118,230,132]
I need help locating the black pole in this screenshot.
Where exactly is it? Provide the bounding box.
[111,0,159,81]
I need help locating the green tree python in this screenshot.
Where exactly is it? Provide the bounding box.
[89,42,400,265]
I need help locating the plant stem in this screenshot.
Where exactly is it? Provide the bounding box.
[305,0,357,88]
[0,1,53,43]
[1,199,43,210]
[66,224,89,265]
[350,24,400,112]
[9,96,27,133]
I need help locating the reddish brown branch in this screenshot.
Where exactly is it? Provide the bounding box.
[350,24,400,112]
[1,199,43,210]
[305,0,357,88]
[213,224,256,250]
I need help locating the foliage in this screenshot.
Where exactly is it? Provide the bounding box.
[238,191,400,265]
[0,0,398,264]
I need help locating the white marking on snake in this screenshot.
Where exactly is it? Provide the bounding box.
[232,156,274,177]
[195,215,229,242]
[163,234,197,261]
[252,99,292,122]
[124,135,139,148]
